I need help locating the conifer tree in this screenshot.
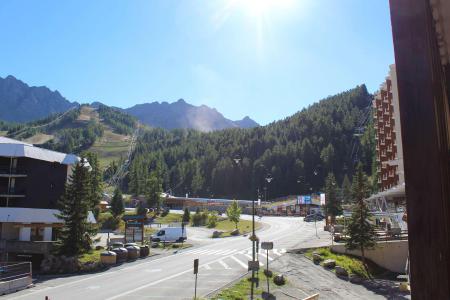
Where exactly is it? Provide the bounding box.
[84,152,102,210]
[146,173,163,212]
[325,173,342,225]
[341,174,352,204]
[57,159,96,256]
[182,207,191,224]
[345,164,376,268]
[111,187,125,217]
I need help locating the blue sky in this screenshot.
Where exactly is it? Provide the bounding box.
[0,0,394,125]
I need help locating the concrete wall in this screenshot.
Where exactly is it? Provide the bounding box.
[331,240,408,273]
[0,276,32,295]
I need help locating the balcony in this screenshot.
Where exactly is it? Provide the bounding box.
[0,240,55,255]
[0,166,27,178]
[0,188,26,198]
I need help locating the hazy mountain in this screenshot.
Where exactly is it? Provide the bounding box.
[0,75,78,122]
[126,99,259,132]
[0,76,258,130]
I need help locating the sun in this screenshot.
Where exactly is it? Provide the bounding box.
[236,0,295,18]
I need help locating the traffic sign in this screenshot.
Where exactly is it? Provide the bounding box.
[261,242,273,250]
[248,260,260,271]
[193,259,199,274]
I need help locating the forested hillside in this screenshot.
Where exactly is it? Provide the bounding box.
[127,85,374,200]
[2,105,137,159]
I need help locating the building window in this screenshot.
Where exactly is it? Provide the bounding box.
[30,227,44,241]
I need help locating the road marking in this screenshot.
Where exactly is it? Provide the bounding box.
[273,249,282,256]
[230,256,248,269]
[203,264,211,270]
[104,252,251,300]
[281,248,287,254]
[218,260,231,269]
[259,252,273,261]
[244,253,253,260]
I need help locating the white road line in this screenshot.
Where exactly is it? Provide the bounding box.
[219,249,236,255]
[203,264,211,270]
[243,253,253,260]
[230,256,248,269]
[259,252,274,261]
[273,249,282,256]
[218,260,231,270]
[105,253,249,300]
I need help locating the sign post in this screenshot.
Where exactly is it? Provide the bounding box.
[261,242,274,295]
[193,259,199,299]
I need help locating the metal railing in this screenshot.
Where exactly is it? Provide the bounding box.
[0,262,31,282]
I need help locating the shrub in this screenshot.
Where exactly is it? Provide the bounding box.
[192,212,203,227]
[207,212,218,228]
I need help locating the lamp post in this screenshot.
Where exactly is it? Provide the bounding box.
[265,174,273,203]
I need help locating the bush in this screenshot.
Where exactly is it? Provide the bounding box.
[201,210,209,225]
[192,212,203,227]
[161,208,169,217]
[98,212,121,230]
[207,212,218,228]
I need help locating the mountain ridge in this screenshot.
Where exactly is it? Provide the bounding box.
[0,75,258,131]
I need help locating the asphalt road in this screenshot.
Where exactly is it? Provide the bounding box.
[6,216,329,300]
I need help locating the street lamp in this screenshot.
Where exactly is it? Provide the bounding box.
[265,174,273,202]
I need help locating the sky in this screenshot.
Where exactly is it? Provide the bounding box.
[0,0,394,125]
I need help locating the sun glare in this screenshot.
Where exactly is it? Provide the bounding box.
[236,0,294,18]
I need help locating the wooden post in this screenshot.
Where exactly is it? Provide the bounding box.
[389,0,450,298]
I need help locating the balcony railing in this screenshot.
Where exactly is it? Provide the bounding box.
[0,240,54,255]
[0,188,26,197]
[0,166,27,177]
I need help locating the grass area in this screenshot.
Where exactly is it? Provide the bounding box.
[305,247,388,279]
[153,213,183,224]
[214,219,262,237]
[23,133,54,144]
[89,130,130,168]
[210,271,283,300]
[78,249,103,264]
[0,131,7,136]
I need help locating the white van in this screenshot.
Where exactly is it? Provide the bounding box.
[151,227,187,243]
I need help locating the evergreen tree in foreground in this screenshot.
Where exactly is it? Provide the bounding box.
[146,173,164,212]
[57,159,96,256]
[345,164,376,269]
[226,200,241,230]
[182,207,191,224]
[341,174,352,204]
[84,152,103,210]
[325,173,342,225]
[111,187,125,217]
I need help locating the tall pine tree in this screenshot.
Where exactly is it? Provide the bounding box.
[325,173,342,225]
[111,187,125,217]
[57,159,96,256]
[341,174,352,204]
[345,164,376,269]
[146,173,163,212]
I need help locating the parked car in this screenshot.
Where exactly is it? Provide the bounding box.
[304,213,325,222]
[151,227,187,243]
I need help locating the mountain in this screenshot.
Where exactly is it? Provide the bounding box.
[234,116,259,129]
[125,99,259,132]
[127,85,374,200]
[0,75,78,123]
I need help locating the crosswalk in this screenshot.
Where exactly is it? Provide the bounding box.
[187,248,287,271]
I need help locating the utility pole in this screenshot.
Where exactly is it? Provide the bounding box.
[250,190,257,300]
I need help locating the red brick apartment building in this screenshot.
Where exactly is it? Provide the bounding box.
[373,65,404,192]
